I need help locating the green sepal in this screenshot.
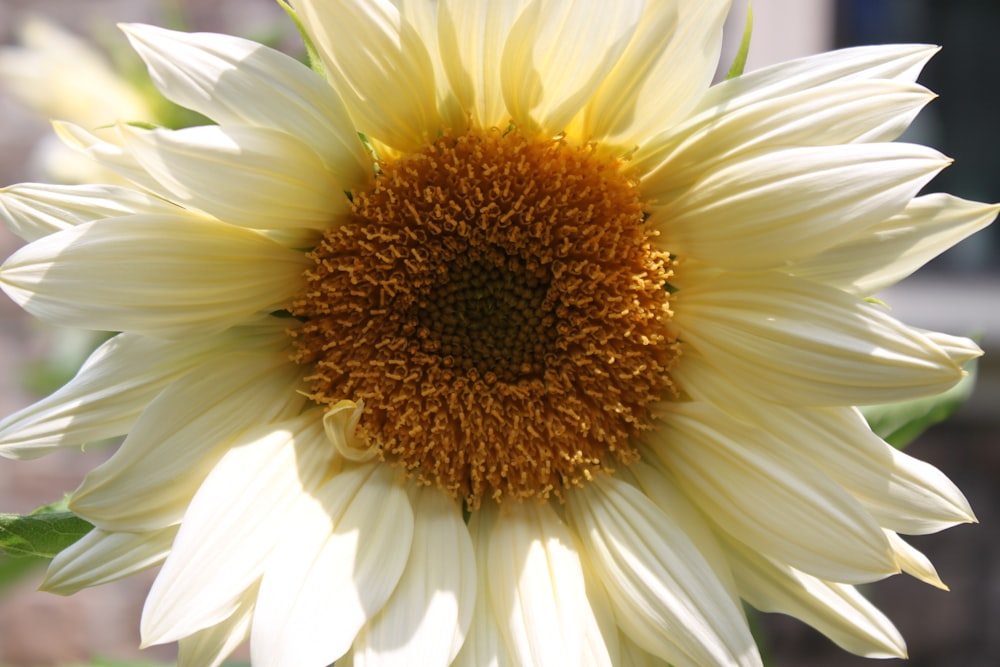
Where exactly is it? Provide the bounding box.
[725,3,754,80]
[861,358,978,449]
[278,0,328,78]
[0,499,94,559]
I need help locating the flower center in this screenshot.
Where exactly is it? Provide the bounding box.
[289,128,678,507]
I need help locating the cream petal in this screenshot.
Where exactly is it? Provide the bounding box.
[619,633,671,667]
[0,183,178,242]
[295,0,441,151]
[176,583,256,667]
[578,561,619,667]
[697,43,938,113]
[117,123,352,228]
[651,143,948,270]
[576,0,728,147]
[486,500,594,666]
[789,194,1000,295]
[886,530,947,590]
[727,543,907,659]
[672,271,965,405]
[354,486,475,667]
[41,526,177,595]
[438,0,531,130]
[628,460,736,596]
[140,413,332,645]
[917,329,983,367]
[0,214,309,338]
[757,406,975,535]
[51,122,166,194]
[669,366,977,535]
[640,79,934,196]
[566,478,761,667]
[651,402,899,583]
[70,352,305,532]
[251,463,414,667]
[452,509,517,667]
[501,0,644,134]
[389,0,467,131]
[635,42,939,176]
[120,23,370,181]
[0,321,288,459]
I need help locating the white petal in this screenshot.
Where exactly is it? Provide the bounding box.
[651,143,948,270]
[0,321,288,459]
[577,0,728,146]
[295,0,441,151]
[640,79,934,195]
[789,194,1000,295]
[566,477,761,667]
[727,544,907,659]
[140,413,333,645]
[486,500,594,666]
[176,583,256,667]
[438,0,532,130]
[0,214,308,338]
[0,182,178,242]
[452,508,517,667]
[672,271,965,405]
[117,123,354,228]
[651,402,899,583]
[886,530,947,590]
[70,351,305,531]
[354,486,475,667]
[501,0,644,134]
[120,23,370,181]
[251,463,414,667]
[41,526,177,595]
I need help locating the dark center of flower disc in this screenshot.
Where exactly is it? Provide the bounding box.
[289,128,678,507]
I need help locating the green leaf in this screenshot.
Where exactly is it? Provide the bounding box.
[725,2,754,80]
[861,359,978,449]
[0,506,94,559]
[278,0,328,78]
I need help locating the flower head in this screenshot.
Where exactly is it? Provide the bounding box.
[0,16,156,184]
[1,1,996,666]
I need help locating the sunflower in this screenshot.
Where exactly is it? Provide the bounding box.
[1,1,995,666]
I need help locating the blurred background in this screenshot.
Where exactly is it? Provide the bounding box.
[0,0,997,665]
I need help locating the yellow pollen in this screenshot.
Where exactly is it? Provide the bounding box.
[289,128,678,507]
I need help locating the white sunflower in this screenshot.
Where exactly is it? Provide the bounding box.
[1,1,995,666]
